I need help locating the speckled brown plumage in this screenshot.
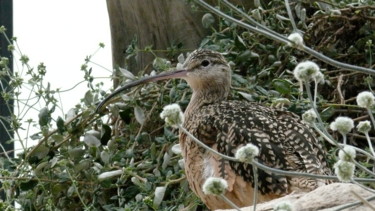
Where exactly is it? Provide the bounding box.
[181,101,331,209]
[177,49,332,210]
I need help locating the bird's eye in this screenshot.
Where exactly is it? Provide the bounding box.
[201,60,210,67]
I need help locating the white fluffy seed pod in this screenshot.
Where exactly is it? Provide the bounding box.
[287,32,304,48]
[338,145,356,162]
[202,177,228,195]
[356,91,375,108]
[160,103,184,127]
[274,201,294,211]
[357,120,371,134]
[329,116,354,135]
[302,109,317,124]
[235,143,260,163]
[334,160,355,182]
[293,61,320,83]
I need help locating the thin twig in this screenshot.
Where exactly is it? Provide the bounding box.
[220,195,241,211]
[350,190,375,210]
[305,82,332,139]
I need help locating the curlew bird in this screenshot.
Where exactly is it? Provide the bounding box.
[97,49,332,210]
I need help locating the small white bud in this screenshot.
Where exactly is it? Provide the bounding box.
[274,201,294,211]
[202,13,215,28]
[302,109,317,124]
[329,116,354,135]
[235,144,259,163]
[97,169,123,181]
[178,159,185,169]
[153,186,166,208]
[135,194,143,202]
[176,63,184,70]
[177,53,185,64]
[131,176,141,185]
[357,120,371,134]
[334,160,355,182]
[162,152,171,169]
[293,61,320,83]
[287,32,304,48]
[202,177,228,195]
[100,151,110,164]
[356,91,375,108]
[338,145,356,161]
[160,103,184,127]
[330,9,342,16]
[171,144,182,155]
[83,134,101,148]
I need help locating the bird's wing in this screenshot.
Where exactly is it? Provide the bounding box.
[191,100,330,195]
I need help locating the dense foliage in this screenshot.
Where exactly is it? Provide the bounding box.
[0,0,374,210]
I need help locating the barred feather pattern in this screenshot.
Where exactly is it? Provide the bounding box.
[180,100,331,209]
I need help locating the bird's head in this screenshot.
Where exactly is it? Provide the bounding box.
[182,49,231,93]
[96,49,231,113]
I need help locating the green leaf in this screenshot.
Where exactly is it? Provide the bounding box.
[134,106,146,125]
[74,159,91,172]
[202,13,215,28]
[34,161,49,177]
[119,67,135,79]
[56,116,66,134]
[84,90,94,106]
[30,133,42,140]
[152,57,171,71]
[237,50,252,62]
[272,79,292,95]
[67,185,76,197]
[51,134,64,142]
[83,134,101,147]
[68,147,85,160]
[29,144,50,160]
[100,150,110,164]
[38,107,51,127]
[238,91,254,102]
[320,106,335,121]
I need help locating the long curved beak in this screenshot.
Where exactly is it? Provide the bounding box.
[96,69,187,113]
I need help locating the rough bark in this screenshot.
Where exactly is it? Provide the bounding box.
[106,0,254,87]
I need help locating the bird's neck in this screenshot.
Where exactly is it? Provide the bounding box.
[185,86,230,117]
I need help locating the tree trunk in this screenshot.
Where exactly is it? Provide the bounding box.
[106,0,254,87]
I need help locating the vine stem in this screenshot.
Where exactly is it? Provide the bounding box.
[367,108,375,130]
[284,0,298,32]
[342,134,347,145]
[304,82,332,140]
[364,132,375,157]
[252,165,258,211]
[67,170,88,209]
